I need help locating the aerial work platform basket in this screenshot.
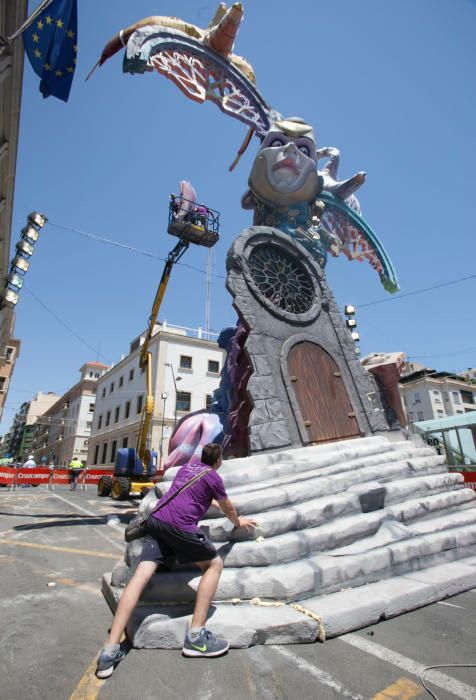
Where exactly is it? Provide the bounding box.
[167,194,220,248]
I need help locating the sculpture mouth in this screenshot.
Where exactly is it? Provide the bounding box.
[272,158,300,176]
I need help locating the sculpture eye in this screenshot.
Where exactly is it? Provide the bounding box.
[298,144,310,156]
[270,138,285,147]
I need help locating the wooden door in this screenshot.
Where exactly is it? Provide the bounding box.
[287,341,361,444]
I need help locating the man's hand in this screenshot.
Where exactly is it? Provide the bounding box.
[237,516,257,532]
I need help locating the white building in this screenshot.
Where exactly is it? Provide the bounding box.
[400,369,476,426]
[33,362,109,466]
[87,322,225,467]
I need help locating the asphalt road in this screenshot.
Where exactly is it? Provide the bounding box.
[0,486,475,700]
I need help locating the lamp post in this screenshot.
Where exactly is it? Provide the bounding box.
[344,304,360,356]
[165,362,183,427]
[159,391,167,466]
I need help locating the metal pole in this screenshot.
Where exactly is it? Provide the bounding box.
[159,393,167,466]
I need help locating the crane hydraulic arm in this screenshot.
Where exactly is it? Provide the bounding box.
[136,240,190,468]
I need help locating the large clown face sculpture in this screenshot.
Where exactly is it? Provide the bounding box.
[247,117,321,207]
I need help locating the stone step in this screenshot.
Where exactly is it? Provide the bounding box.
[112,521,476,606]
[296,560,476,638]
[207,488,476,569]
[102,559,476,649]
[211,456,449,521]
[163,436,414,489]
[408,504,476,536]
[205,470,463,543]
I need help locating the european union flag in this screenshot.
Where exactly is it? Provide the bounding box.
[23,0,78,102]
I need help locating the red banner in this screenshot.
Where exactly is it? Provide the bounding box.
[0,467,16,486]
[50,469,71,485]
[14,468,51,485]
[462,471,476,492]
[82,469,113,485]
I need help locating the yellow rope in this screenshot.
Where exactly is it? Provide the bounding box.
[249,597,326,642]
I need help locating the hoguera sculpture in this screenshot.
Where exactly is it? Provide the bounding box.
[96,3,476,651]
[93,3,400,464]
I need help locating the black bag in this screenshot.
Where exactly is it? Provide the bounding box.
[124,514,149,543]
[124,468,212,543]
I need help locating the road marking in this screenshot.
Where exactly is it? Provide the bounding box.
[48,492,125,551]
[68,651,104,700]
[0,554,103,597]
[271,646,364,699]
[437,601,465,609]
[371,676,424,699]
[341,633,476,699]
[0,538,119,559]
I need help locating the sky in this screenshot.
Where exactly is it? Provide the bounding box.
[2,0,476,434]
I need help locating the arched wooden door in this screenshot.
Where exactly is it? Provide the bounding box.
[287,341,361,444]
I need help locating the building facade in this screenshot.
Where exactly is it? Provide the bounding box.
[0,1,28,420]
[87,323,225,467]
[32,362,109,466]
[400,369,476,426]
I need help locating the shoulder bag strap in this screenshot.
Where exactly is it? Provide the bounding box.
[155,468,212,511]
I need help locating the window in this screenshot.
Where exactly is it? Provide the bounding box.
[110,440,117,462]
[114,406,120,423]
[414,392,421,404]
[110,382,114,394]
[102,388,106,398]
[95,372,100,378]
[106,411,110,427]
[456,410,464,414]
[125,401,131,419]
[176,391,191,412]
[89,371,93,378]
[452,391,461,404]
[86,421,92,430]
[89,402,94,412]
[101,442,108,464]
[137,395,143,414]
[0,377,5,392]
[93,444,99,465]
[208,360,219,374]
[432,390,440,395]
[119,376,124,387]
[122,437,128,449]
[98,415,103,430]
[5,346,14,363]
[205,394,213,409]
[179,355,192,370]
[417,411,424,421]
[129,369,134,381]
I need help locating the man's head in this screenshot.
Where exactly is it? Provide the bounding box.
[201,443,223,469]
[28,455,34,460]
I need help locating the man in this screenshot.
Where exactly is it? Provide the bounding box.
[68,457,83,491]
[96,443,256,678]
[22,454,36,468]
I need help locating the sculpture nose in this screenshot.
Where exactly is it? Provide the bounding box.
[284,142,297,155]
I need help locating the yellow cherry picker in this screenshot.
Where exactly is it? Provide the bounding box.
[97,184,220,499]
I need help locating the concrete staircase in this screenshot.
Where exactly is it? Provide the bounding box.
[102,435,476,647]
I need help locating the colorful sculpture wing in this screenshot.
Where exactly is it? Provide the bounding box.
[319,192,399,293]
[123,26,271,136]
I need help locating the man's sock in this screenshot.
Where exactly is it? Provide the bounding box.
[103,643,120,656]
[189,627,204,639]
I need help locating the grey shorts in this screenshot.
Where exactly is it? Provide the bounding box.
[138,516,218,566]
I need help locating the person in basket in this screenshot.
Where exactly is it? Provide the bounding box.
[96,443,256,678]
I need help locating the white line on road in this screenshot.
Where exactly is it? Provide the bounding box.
[437,601,465,609]
[341,633,476,699]
[271,646,365,699]
[48,493,124,551]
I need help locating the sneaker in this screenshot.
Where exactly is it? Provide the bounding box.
[182,627,229,658]
[96,646,126,678]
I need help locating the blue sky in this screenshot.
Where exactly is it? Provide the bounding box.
[2,0,475,434]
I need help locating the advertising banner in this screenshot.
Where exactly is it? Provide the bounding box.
[50,469,71,485]
[14,468,51,485]
[0,467,16,486]
[462,471,476,492]
[82,469,113,486]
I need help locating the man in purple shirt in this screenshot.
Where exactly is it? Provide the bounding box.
[96,443,256,678]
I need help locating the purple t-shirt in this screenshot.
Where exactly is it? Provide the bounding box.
[152,461,227,532]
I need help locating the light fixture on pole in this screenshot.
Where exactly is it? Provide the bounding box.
[165,362,183,427]
[344,304,360,355]
[159,391,167,464]
[1,210,47,311]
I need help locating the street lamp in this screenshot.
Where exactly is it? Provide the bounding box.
[159,392,167,465]
[344,304,360,355]
[165,362,183,427]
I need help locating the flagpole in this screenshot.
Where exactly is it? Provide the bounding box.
[0,0,54,52]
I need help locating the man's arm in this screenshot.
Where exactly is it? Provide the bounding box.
[217,497,257,532]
